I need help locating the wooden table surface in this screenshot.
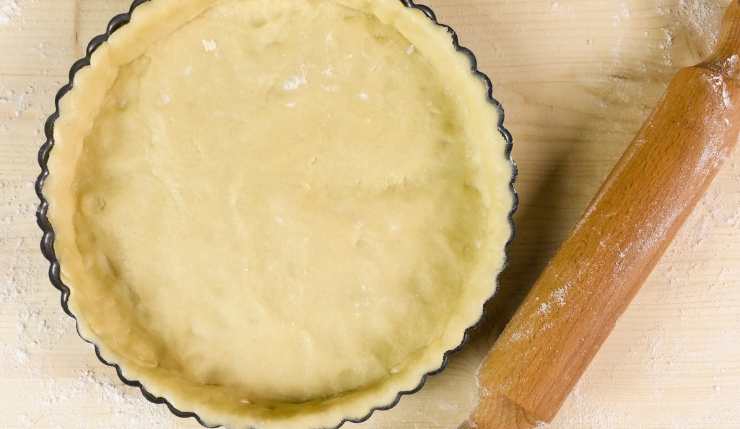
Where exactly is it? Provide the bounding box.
[1,0,738,428]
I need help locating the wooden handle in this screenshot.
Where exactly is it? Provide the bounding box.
[471,2,740,428]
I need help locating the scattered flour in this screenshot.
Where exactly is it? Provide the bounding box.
[725,54,739,76]
[537,302,552,316]
[0,46,180,427]
[707,74,733,109]
[0,0,19,26]
[509,331,525,342]
[2,1,739,429]
[678,0,723,55]
[201,38,218,52]
[551,283,570,307]
[283,74,307,91]
[546,380,627,428]
[660,28,674,66]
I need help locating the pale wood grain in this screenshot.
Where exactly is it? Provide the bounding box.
[0,1,738,428]
[476,3,740,426]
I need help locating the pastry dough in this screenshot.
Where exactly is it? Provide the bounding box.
[45,0,514,427]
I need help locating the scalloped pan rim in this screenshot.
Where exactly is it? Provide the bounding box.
[34,1,519,427]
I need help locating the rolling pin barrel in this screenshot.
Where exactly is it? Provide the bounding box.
[472,2,740,428]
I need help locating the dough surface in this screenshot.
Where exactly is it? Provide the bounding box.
[45,0,514,428]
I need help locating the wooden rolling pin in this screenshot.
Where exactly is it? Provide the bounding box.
[469,2,740,428]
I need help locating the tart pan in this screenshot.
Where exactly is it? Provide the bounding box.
[35,0,518,427]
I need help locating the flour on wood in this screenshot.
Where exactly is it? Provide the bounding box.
[0,0,19,25]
